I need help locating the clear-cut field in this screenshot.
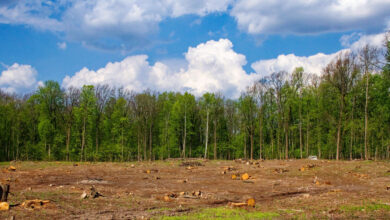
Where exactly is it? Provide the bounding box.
[0,159,389,219]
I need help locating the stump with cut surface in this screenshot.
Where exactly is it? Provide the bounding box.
[0,184,10,202]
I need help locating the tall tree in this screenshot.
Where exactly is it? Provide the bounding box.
[358,45,380,160]
[75,85,96,161]
[324,53,359,160]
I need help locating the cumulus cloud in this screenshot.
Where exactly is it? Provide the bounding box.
[62,31,387,97]
[0,63,42,94]
[62,39,258,98]
[230,0,390,35]
[344,32,387,51]
[251,32,387,77]
[251,52,342,78]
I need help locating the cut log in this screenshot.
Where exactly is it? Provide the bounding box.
[228,202,247,207]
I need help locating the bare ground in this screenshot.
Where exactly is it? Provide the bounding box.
[0,159,389,219]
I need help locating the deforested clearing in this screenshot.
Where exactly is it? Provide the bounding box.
[0,160,389,219]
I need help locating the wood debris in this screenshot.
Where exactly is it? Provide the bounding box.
[274,168,288,173]
[246,198,256,207]
[228,198,256,208]
[144,169,158,174]
[90,186,103,198]
[240,173,250,180]
[80,191,88,199]
[0,202,9,211]
[228,202,247,207]
[21,199,51,210]
[163,193,178,202]
[192,190,202,197]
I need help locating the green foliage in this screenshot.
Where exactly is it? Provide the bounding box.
[158,207,279,220]
[0,41,389,161]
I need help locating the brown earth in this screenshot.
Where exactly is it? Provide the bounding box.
[0,159,389,219]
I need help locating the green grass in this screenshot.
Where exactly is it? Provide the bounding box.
[340,202,390,212]
[0,161,76,170]
[157,207,279,220]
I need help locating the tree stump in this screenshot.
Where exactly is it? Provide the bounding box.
[0,184,10,202]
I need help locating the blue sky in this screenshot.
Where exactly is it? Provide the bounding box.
[0,0,389,97]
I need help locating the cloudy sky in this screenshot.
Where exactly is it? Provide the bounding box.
[0,0,389,97]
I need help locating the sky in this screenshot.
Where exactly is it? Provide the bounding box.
[0,0,389,98]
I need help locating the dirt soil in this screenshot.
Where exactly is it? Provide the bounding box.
[0,159,389,219]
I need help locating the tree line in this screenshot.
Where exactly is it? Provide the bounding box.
[1,42,389,162]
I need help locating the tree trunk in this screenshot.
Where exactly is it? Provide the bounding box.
[306,118,309,157]
[143,129,147,160]
[204,109,209,159]
[299,101,303,159]
[336,94,344,160]
[137,128,140,161]
[66,125,71,161]
[271,130,274,159]
[183,105,187,158]
[350,97,355,160]
[285,122,289,160]
[95,127,99,155]
[121,126,124,161]
[214,119,217,160]
[149,124,152,161]
[81,114,86,162]
[250,128,254,160]
[364,73,369,160]
[244,133,247,159]
[259,108,263,160]
[165,114,170,159]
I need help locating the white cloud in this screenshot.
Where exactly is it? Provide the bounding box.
[0,63,42,94]
[62,31,388,97]
[57,42,67,50]
[0,0,232,51]
[1,1,389,51]
[179,39,258,97]
[0,1,63,32]
[230,0,390,35]
[251,32,387,77]
[62,39,258,98]
[346,33,387,51]
[251,52,342,78]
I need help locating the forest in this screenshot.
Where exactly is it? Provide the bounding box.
[0,43,389,162]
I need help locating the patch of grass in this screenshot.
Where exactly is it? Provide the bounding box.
[340,202,390,212]
[1,161,74,170]
[158,207,279,220]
